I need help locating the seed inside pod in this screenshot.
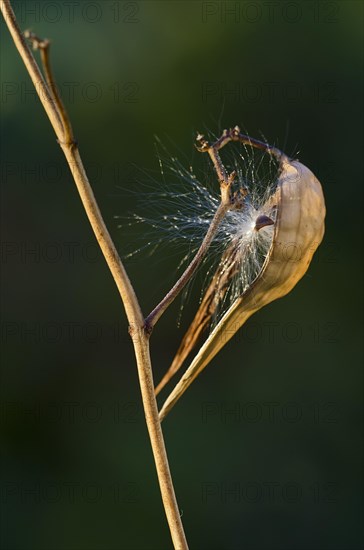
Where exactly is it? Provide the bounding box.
[254,214,275,231]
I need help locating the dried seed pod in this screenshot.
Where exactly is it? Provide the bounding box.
[159,157,326,421]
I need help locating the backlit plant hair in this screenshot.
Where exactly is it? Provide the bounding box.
[0,1,325,547]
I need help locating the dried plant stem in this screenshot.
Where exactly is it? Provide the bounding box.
[0,1,187,547]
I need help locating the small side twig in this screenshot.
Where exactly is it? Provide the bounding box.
[145,201,228,331]
[145,139,238,331]
[24,30,75,147]
[199,125,287,163]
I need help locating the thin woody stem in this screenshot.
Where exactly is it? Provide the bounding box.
[196,132,230,184]
[0,1,188,548]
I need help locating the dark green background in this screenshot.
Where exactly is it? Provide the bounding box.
[1,1,363,549]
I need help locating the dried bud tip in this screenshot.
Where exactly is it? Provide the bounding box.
[255,215,274,231]
[195,133,209,152]
[24,30,49,50]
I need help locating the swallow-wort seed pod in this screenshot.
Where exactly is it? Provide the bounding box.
[158,153,326,421]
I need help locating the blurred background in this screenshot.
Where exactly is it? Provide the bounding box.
[1,1,363,549]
